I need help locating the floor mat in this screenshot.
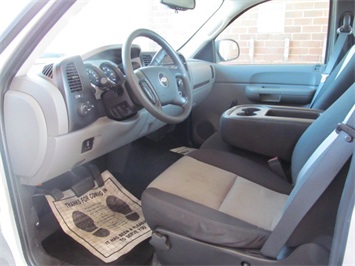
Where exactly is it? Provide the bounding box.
[45,170,152,263]
[170,146,197,155]
[42,230,153,265]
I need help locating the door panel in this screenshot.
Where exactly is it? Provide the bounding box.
[191,64,322,145]
[190,0,332,145]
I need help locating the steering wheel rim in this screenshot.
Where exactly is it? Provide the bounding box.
[122,28,193,124]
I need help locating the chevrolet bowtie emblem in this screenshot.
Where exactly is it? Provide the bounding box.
[159,73,169,87]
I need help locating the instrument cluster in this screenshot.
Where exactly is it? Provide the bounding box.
[85,62,124,90]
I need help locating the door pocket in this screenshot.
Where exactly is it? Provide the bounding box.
[246,85,315,104]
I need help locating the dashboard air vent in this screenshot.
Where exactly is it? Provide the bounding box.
[66,62,82,92]
[42,63,53,79]
[141,54,153,66]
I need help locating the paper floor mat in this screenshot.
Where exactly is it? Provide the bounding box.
[45,170,151,263]
[170,146,196,155]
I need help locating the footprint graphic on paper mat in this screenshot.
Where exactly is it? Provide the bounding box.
[106,195,140,221]
[72,211,110,237]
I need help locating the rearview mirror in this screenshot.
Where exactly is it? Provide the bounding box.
[161,0,196,11]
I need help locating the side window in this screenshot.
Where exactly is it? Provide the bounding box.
[216,0,330,65]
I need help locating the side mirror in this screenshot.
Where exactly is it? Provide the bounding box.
[216,39,240,62]
[161,0,195,11]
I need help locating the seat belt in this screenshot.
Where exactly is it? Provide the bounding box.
[260,105,355,259]
[328,154,355,265]
[310,14,352,107]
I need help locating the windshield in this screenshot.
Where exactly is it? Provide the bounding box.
[42,0,222,58]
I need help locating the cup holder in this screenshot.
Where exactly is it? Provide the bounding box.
[237,107,260,116]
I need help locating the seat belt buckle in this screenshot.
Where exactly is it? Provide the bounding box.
[336,123,355,142]
[268,157,288,181]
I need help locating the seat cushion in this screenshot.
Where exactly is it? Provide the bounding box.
[188,149,292,194]
[142,150,291,248]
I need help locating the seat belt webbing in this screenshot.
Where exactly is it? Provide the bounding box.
[260,105,355,259]
[310,31,349,107]
[328,154,355,265]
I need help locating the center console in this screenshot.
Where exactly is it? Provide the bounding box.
[220,105,322,161]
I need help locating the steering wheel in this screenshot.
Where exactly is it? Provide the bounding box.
[122,29,193,124]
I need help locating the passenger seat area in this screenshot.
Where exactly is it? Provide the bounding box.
[140,17,354,265]
[141,83,354,264]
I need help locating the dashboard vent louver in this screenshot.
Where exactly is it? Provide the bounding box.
[66,62,82,92]
[141,54,153,66]
[42,63,53,79]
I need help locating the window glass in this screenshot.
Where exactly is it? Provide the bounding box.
[216,0,330,64]
[42,0,222,59]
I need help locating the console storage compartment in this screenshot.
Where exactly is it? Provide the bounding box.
[220,105,322,161]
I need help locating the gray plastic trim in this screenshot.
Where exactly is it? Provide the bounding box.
[4,91,48,181]
[221,105,323,161]
[9,74,68,136]
[5,76,183,185]
[188,60,215,107]
[4,57,213,185]
[153,228,329,265]
[246,85,315,104]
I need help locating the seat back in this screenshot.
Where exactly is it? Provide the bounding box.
[292,83,354,183]
[284,83,354,248]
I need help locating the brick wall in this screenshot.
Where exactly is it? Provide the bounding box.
[217,0,330,64]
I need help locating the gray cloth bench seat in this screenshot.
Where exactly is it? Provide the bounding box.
[141,84,354,264]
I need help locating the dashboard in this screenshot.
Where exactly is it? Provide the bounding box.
[5,44,215,185]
